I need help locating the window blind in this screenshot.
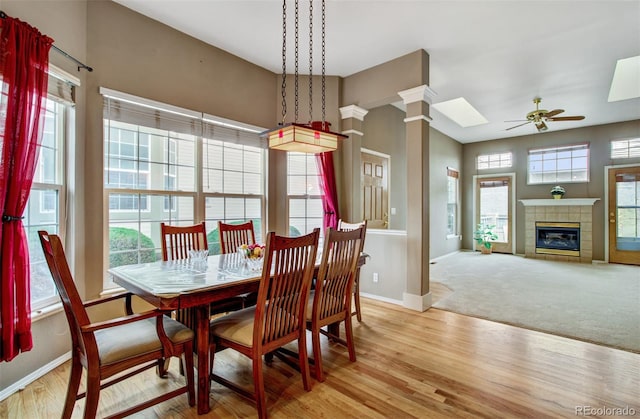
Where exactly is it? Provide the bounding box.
[100,87,265,147]
[611,138,640,159]
[48,64,78,104]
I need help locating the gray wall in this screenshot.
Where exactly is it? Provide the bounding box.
[461,120,640,259]
[429,129,463,258]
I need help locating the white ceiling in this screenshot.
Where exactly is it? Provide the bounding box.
[114,0,640,144]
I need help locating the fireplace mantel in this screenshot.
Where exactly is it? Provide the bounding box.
[519,198,600,207]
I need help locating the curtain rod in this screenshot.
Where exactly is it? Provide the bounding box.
[0,10,93,72]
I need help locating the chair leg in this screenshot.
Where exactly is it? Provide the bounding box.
[253,355,268,419]
[209,341,216,377]
[344,315,357,362]
[62,357,83,419]
[83,371,101,419]
[157,358,170,378]
[311,325,325,382]
[298,331,312,391]
[353,270,362,322]
[183,342,196,407]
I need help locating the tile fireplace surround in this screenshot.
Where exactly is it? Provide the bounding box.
[520,198,600,263]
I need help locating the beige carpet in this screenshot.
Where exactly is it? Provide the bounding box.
[430,251,640,353]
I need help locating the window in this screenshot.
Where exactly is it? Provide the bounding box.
[477,152,512,170]
[203,133,265,253]
[287,152,323,236]
[21,66,78,310]
[102,88,265,279]
[611,138,640,159]
[528,143,589,184]
[447,168,459,237]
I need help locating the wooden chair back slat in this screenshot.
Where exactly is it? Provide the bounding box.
[218,220,256,254]
[160,222,208,261]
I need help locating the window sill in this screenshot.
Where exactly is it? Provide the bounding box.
[101,286,126,297]
[31,302,64,322]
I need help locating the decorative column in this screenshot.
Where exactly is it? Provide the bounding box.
[397,85,437,311]
[339,104,369,223]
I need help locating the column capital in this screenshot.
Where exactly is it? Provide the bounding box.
[397,84,437,105]
[339,104,369,121]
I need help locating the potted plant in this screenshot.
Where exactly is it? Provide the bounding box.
[474,223,498,254]
[550,185,565,199]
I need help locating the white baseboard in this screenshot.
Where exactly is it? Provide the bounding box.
[360,292,403,306]
[0,351,71,402]
[402,291,433,312]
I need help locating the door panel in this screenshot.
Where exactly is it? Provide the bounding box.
[609,166,640,265]
[361,152,388,229]
[476,176,513,253]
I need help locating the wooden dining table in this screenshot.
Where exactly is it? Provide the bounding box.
[108,251,368,415]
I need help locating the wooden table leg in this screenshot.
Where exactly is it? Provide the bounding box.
[196,305,210,414]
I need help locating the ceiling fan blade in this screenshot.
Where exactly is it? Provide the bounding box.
[504,119,528,122]
[506,121,531,130]
[547,116,585,121]
[543,109,564,118]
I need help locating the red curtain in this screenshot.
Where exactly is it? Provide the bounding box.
[0,16,53,362]
[316,152,340,231]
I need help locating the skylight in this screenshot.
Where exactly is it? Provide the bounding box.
[608,56,640,102]
[432,97,488,127]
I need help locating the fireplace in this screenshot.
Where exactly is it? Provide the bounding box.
[535,222,580,257]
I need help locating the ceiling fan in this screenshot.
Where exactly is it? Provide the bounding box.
[506,97,585,132]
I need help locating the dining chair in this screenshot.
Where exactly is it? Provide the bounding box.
[218,220,260,308]
[160,221,208,261]
[209,229,320,419]
[38,231,195,419]
[337,219,368,322]
[161,222,245,316]
[218,220,256,254]
[307,226,365,381]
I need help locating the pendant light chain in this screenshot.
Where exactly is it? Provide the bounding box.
[308,0,313,123]
[294,0,299,123]
[321,0,326,124]
[265,1,346,153]
[281,0,287,125]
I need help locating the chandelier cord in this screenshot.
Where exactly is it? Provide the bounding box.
[281,0,287,125]
[294,0,299,123]
[322,0,326,124]
[309,0,313,124]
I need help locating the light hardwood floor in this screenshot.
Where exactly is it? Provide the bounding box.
[2,287,639,418]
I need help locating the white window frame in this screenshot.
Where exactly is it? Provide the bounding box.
[25,89,74,310]
[477,152,512,170]
[527,143,590,185]
[611,138,640,159]
[446,167,460,238]
[102,88,267,287]
[287,152,324,237]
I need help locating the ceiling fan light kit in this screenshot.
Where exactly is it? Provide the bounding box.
[506,97,585,133]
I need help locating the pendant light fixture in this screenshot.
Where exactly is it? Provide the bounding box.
[262,0,347,153]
